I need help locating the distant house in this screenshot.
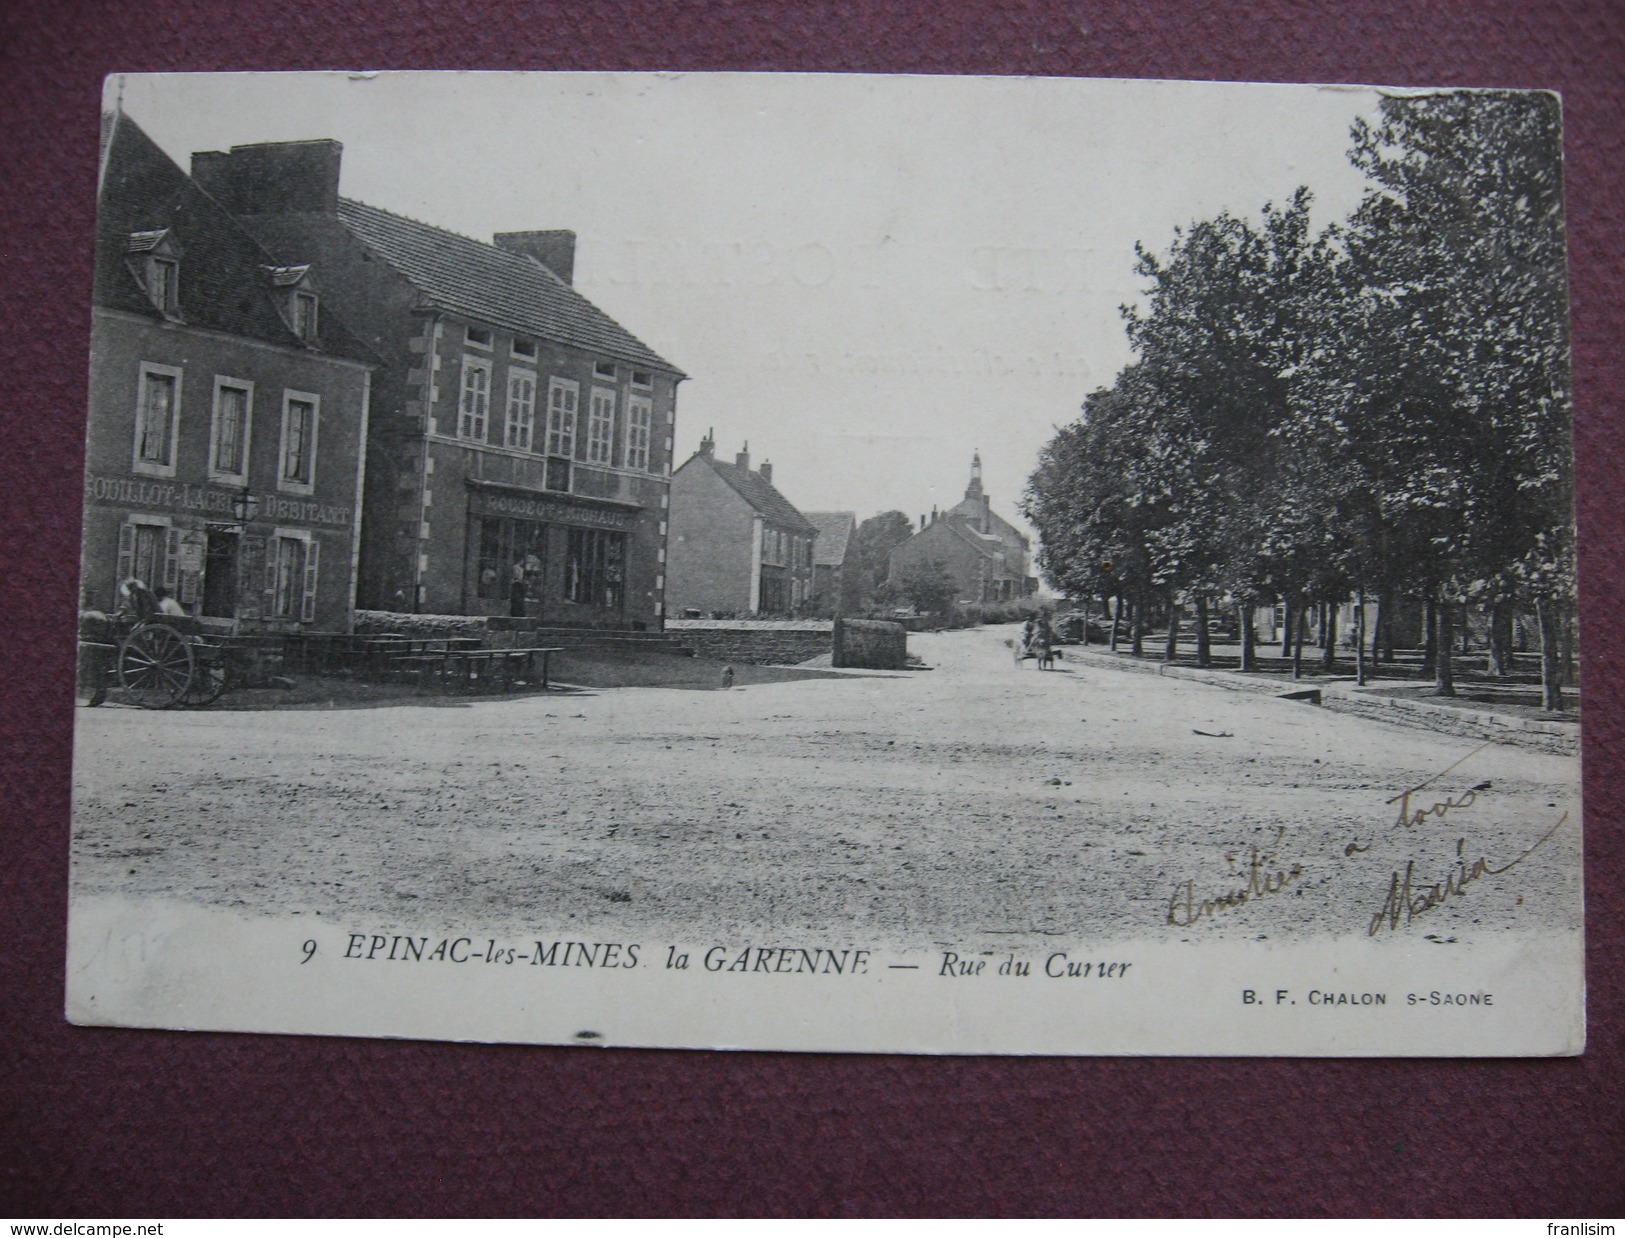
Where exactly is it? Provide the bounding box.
[666,435,818,616]
[804,511,859,617]
[887,454,1036,604]
[83,113,375,630]
[190,137,684,626]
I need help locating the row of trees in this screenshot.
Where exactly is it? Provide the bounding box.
[1023,91,1575,708]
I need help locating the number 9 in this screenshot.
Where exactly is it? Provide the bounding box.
[301,939,317,964]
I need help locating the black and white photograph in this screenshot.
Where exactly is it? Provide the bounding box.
[67,71,1582,1055]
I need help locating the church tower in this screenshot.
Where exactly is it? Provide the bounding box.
[965,451,985,501]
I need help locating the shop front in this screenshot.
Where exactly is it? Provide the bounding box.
[82,470,356,631]
[461,481,642,626]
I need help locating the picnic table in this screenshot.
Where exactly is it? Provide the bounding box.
[387,646,563,693]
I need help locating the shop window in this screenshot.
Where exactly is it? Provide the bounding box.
[566,527,624,610]
[476,517,546,603]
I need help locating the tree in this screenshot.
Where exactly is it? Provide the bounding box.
[851,510,916,604]
[1336,91,1573,701]
[894,558,960,621]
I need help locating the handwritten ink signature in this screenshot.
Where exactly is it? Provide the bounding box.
[1385,741,1497,831]
[1366,813,1569,937]
[1344,743,1495,858]
[1167,827,1305,928]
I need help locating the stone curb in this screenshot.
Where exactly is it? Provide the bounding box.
[1058,646,1580,756]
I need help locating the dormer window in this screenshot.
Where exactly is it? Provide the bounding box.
[292,291,319,342]
[127,229,181,317]
[263,265,319,344]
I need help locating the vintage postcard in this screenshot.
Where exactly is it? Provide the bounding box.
[67,72,1583,1055]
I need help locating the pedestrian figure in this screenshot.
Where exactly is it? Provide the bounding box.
[153,585,186,617]
[509,561,528,617]
[720,665,734,690]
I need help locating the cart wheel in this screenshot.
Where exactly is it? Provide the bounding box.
[117,623,195,709]
[178,656,230,707]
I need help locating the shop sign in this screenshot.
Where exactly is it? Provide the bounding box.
[85,473,353,528]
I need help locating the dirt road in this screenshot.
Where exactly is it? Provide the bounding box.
[71,625,1581,951]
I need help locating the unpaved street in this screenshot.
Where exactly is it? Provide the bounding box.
[71,626,1581,951]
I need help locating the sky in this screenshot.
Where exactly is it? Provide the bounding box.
[116,71,1383,545]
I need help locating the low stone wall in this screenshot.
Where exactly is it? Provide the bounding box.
[355,610,487,638]
[834,618,908,669]
[664,619,833,665]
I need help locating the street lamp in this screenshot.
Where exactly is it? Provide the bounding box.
[208,487,259,533]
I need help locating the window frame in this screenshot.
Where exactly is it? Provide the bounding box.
[277,390,320,496]
[458,355,492,443]
[546,377,579,460]
[132,362,183,478]
[292,290,319,342]
[465,325,494,351]
[505,367,538,452]
[510,335,538,361]
[208,376,254,485]
[625,394,653,472]
[269,527,319,622]
[586,385,616,466]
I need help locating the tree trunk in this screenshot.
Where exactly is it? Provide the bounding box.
[1486,600,1513,677]
[1109,593,1122,651]
[1370,597,1383,672]
[1317,602,1329,653]
[1421,598,1437,678]
[1164,596,1181,663]
[1238,600,1255,671]
[1355,587,1368,687]
[1130,597,1144,658]
[1292,600,1307,679]
[1195,595,1211,668]
[1279,598,1293,658]
[1322,600,1338,672]
[1434,599,1456,697]
[1536,595,1564,712]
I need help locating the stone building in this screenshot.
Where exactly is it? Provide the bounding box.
[804,511,859,617]
[887,454,1037,605]
[666,435,818,617]
[190,137,684,626]
[82,113,375,630]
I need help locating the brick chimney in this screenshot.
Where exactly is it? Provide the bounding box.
[698,429,715,458]
[736,444,750,472]
[759,460,773,484]
[494,230,577,285]
[191,140,343,215]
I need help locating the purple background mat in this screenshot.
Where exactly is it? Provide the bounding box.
[3,2,1621,1217]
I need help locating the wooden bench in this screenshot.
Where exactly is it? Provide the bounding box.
[388,646,562,693]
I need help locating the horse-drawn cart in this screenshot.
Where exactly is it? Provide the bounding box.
[79,614,242,709]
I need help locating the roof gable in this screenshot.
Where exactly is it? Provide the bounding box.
[804,512,856,565]
[696,456,817,532]
[334,199,682,375]
[94,114,373,364]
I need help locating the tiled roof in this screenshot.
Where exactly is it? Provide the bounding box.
[804,512,856,566]
[334,199,682,376]
[94,115,374,365]
[95,113,373,363]
[704,457,818,533]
